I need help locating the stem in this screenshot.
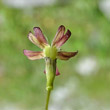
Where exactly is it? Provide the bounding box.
[45,57,56,110]
[45,89,51,110]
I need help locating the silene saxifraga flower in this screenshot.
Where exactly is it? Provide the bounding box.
[23,25,78,110]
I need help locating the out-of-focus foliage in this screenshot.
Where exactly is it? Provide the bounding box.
[0,0,110,110]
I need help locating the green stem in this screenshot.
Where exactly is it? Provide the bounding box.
[45,57,56,110]
[45,89,51,110]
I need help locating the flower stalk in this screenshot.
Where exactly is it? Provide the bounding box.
[45,56,56,110]
[45,89,51,110]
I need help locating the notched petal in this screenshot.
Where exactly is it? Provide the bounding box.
[54,29,71,48]
[33,27,49,46]
[23,50,44,60]
[52,25,65,46]
[28,32,44,49]
[57,51,78,60]
[28,27,49,49]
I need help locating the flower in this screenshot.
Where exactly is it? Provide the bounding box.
[23,25,78,90]
[23,25,78,110]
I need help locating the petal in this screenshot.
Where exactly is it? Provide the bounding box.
[44,67,60,76]
[23,50,44,60]
[33,27,49,47]
[57,51,78,60]
[54,30,71,48]
[52,25,65,46]
[56,67,60,76]
[28,27,49,49]
[28,32,44,49]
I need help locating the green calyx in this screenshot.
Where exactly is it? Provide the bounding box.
[44,45,57,60]
[44,45,57,91]
[44,46,57,110]
[45,58,56,91]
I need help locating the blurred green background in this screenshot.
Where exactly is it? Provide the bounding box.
[0,0,110,110]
